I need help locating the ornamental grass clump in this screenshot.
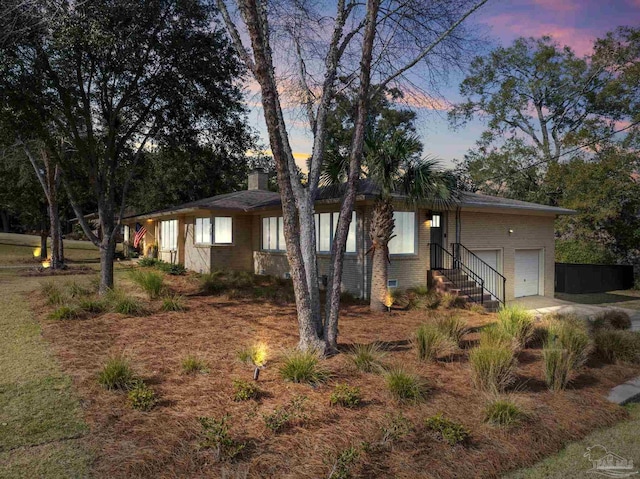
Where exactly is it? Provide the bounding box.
[414,323,457,362]
[129,269,164,299]
[495,305,535,349]
[542,340,573,391]
[279,350,329,385]
[98,355,135,390]
[329,383,361,408]
[424,413,470,446]
[181,355,209,374]
[593,329,640,364]
[469,344,517,392]
[161,294,187,312]
[484,398,526,427]
[548,316,592,370]
[434,313,468,344]
[349,342,386,373]
[384,368,426,402]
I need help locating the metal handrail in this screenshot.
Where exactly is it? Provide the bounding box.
[430,243,486,305]
[451,243,506,306]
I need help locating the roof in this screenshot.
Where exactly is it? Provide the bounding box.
[124,180,575,221]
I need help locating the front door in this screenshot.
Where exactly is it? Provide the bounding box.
[429,212,444,269]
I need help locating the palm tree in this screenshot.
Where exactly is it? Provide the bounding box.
[321,130,456,311]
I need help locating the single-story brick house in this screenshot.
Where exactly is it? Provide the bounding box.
[123,170,574,307]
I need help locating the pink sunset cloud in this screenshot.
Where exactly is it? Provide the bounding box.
[485,13,596,56]
[530,0,579,12]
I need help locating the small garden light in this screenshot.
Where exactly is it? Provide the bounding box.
[240,341,268,381]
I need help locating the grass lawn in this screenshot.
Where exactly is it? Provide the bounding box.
[505,403,640,478]
[27,266,640,478]
[0,271,90,478]
[0,232,102,265]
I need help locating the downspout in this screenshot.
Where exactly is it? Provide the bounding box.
[455,207,461,244]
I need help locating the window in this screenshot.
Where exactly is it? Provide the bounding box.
[388,212,415,254]
[387,279,399,288]
[262,216,285,251]
[315,211,356,253]
[161,219,178,251]
[431,212,441,228]
[214,217,233,244]
[195,217,233,244]
[123,225,130,243]
[195,217,211,244]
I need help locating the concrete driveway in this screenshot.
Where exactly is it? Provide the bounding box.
[508,295,640,332]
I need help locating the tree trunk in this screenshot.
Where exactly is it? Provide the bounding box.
[40,229,48,260]
[324,0,380,349]
[237,0,325,352]
[0,210,9,232]
[99,239,115,294]
[370,242,389,312]
[48,196,62,269]
[369,198,395,312]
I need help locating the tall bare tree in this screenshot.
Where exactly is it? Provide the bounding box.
[218,0,487,352]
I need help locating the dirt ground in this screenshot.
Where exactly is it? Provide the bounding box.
[37,273,640,479]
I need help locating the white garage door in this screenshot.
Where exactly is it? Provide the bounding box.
[472,250,499,272]
[515,249,540,297]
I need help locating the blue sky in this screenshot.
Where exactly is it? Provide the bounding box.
[245,0,640,170]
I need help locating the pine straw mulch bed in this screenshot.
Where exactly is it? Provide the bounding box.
[35,274,640,479]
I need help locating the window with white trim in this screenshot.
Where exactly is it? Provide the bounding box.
[214,217,233,244]
[262,216,285,251]
[195,217,211,244]
[315,211,356,253]
[161,219,178,251]
[388,212,415,254]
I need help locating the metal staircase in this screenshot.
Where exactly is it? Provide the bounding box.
[429,243,506,312]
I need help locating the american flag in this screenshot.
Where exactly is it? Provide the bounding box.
[133,223,147,248]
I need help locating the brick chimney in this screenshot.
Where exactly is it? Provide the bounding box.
[248,168,269,190]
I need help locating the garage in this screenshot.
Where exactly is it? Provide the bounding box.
[472,249,499,272]
[515,249,541,297]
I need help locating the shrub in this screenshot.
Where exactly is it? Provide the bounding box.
[263,395,307,433]
[329,384,361,408]
[424,413,470,446]
[161,294,187,312]
[496,305,535,349]
[405,286,440,310]
[440,292,466,309]
[78,298,107,314]
[328,446,360,479]
[349,343,386,373]
[128,380,158,411]
[201,273,227,295]
[542,341,573,391]
[548,317,592,370]
[236,342,268,367]
[384,368,426,402]
[434,313,468,344]
[48,305,83,320]
[138,257,159,267]
[156,262,186,275]
[98,356,135,390]
[594,330,640,364]
[469,345,517,392]
[484,398,526,426]
[593,310,632,331]
[129,270,164,299]
[414,323,457,362]
[199,415,245,461]
[279,350,329,385]
[182,355,209,374]
[232,379,260,401]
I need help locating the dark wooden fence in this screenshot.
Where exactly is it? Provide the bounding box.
[555,263,634,294]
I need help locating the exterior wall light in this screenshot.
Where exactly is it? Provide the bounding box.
[509,229,514,235]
